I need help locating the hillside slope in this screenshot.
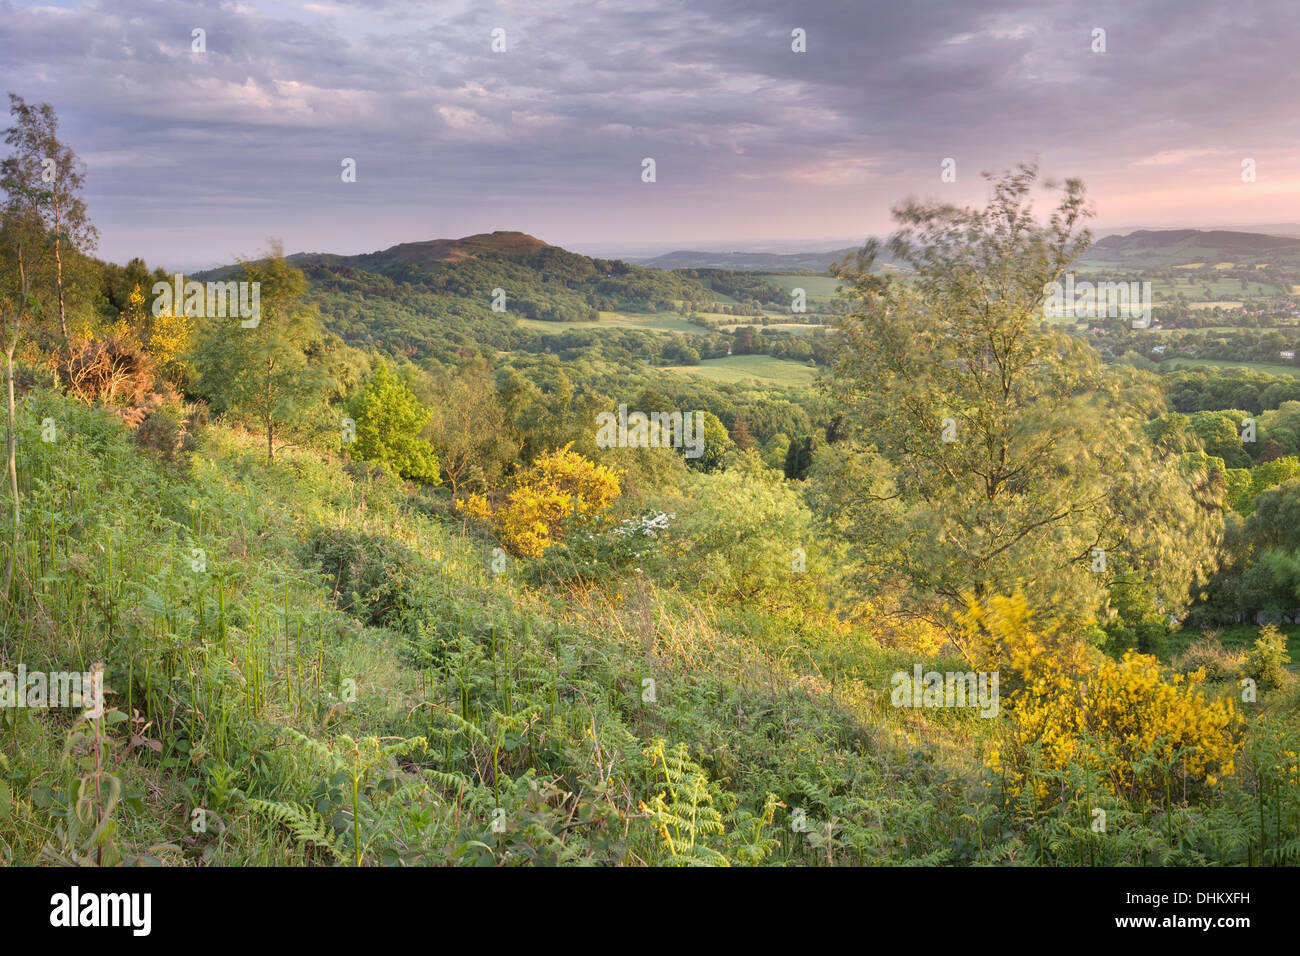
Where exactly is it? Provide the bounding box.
[1,389,1003,866]
[1081,228,1300,267]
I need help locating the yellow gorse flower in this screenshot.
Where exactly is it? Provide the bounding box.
[456,444,622,557]
[964,594,1243,804]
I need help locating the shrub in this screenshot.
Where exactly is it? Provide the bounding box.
[1246,623,1292,689]
[533,508,676,585]
[56,335,157,406]
[988,651,1242,804]
[134,407,185,461]
[989,650,1243,803]
[667,455,826,606]
[346,361,440,484]
[952,591,1092,677]
[966,596,1243,804]
[458,444,621,557]
[301,527,419,629]
[1172,632,1246,683]
[132,400,206,462]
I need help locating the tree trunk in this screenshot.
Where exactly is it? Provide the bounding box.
[266,355,275,463]
[4,339,18,603]
[3,244,28,604]
[3,251,23,600]
[53,193,69,347]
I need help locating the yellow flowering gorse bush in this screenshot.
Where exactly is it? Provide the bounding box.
[961,595,1243,804]
[457,443,621,557]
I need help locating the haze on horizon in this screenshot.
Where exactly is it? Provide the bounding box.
[3,0,1299,271]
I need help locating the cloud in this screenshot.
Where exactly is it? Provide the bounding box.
[0,0,1297,266]
[80,148,178,169]
[1133,149,1223,167]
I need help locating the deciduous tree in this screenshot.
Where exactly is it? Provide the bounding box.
[190,244,331,463]
[814,163,1221,640]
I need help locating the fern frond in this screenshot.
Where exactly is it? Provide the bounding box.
[247,798,346,862]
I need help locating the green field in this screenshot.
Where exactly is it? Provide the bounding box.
[515,310,703,335]
[719,321,827,335]
[1163,358,1300,377]
[1149,325,1243,335]
[1154,278,1273,300]
[695,311,756,323]
[690,276,741,304]
[661,353,819,386]
[1072,269,1280,301]
[757,273,843,301]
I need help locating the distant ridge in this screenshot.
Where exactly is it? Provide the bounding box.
[290,231,552,270]
[194,231,564,280]
[1088,229,1300,254]
[631,244,889,272]
[191,227,1300,282]
[1079,228,1300,268]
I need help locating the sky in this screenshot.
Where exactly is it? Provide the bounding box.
[3,0,1300,271]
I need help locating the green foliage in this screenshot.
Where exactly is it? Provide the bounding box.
[1246,624,1292,689]
[1225,456,1300,514]
[668,454,825,606]
[422,360,516,495]
[818,165,1220,634]
[302,526,419,629]
[640,739,782,866]
[784,433,817,479]
[246,798,346,863]
[346,361,440,484]
[1186,410,1253,467]
[1208,479,1300,620]
[688,410,734,472]
[189,247,333,462]
[1101,572,1171,657]
[1167,367,1300,415]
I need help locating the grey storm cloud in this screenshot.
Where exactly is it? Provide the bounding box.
[2,0,1299,268]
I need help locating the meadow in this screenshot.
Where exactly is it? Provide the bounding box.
[514,310,704,336]
[660,354,819,386]
[1163,358,1300,377]
[755,274,844,298]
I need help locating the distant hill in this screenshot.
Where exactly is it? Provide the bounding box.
[194,231,727,364]
[634,245,875,272]
[636,228,1300,273]
[1094,223,1300,240]
[1080,229,1300,267]
[297,231,553,271]
[193,231,716,317]
[196,231,575,279]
